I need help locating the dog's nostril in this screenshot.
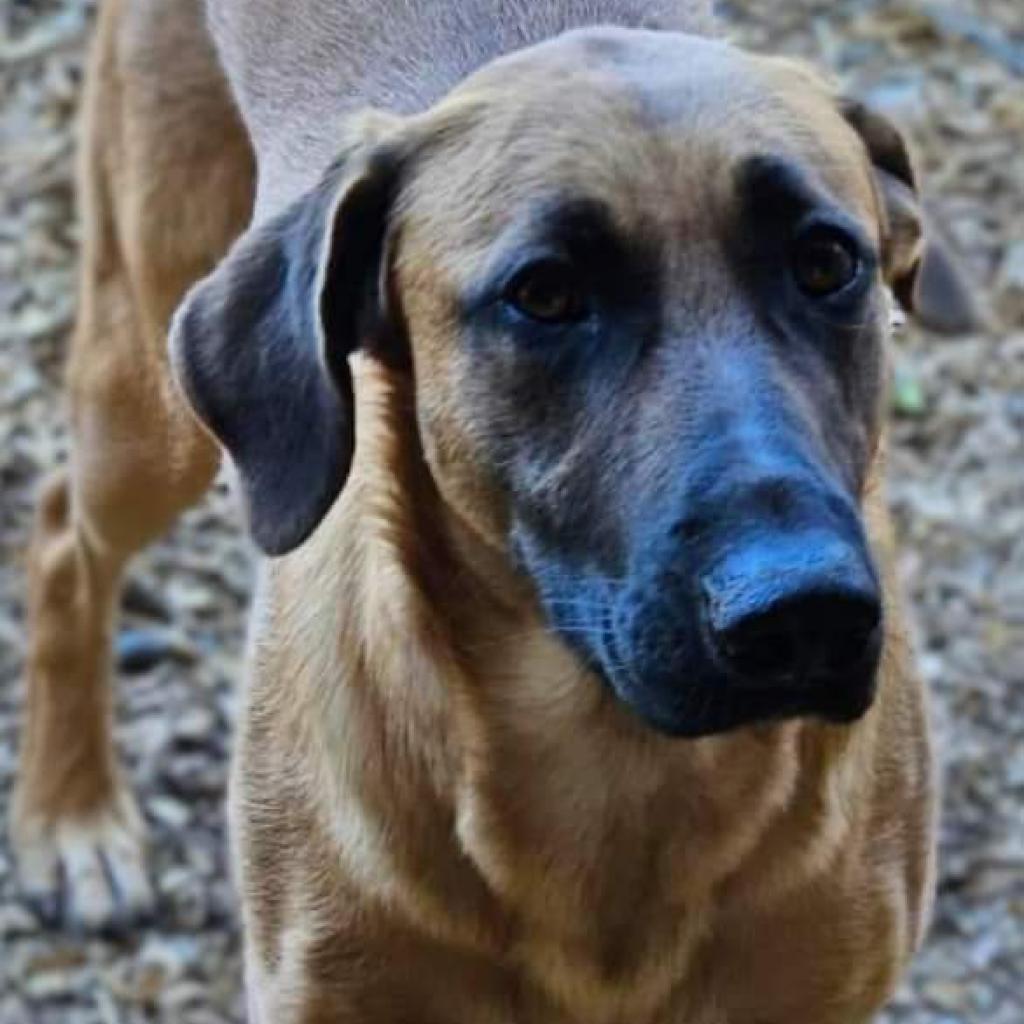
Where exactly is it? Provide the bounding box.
[710,588,882,687]
[819,608,882,676]
[720,620,799,681]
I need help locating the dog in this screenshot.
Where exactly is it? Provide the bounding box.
[12,0,982,1020]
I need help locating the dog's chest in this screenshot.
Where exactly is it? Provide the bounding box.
[438,727,811,1023]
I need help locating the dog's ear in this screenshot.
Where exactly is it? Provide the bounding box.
[839,98,986,335]
[171,120,406,555]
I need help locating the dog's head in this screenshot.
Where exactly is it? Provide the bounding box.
[172,29,979,736]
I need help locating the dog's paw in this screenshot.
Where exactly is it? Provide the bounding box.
[11,791,154,935]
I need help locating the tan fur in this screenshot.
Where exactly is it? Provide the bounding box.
[232,357,934,1022]
[11,0,254,926]
[15,1,937,1020]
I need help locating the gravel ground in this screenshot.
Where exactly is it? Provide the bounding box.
[1,1,1021,1021]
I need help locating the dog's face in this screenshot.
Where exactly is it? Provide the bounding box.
[173,29,978,737]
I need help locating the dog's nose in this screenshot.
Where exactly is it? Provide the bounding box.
[702,538,882,688]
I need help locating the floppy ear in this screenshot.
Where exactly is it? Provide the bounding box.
[170,124,404,555]
[840,98,986,335]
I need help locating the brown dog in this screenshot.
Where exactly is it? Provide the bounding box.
[13,0,980,1020]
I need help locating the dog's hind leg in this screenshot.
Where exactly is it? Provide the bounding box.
[11,0,254,932]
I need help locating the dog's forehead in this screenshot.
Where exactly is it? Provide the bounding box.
[406,28,875,257]
[464,27,764,121]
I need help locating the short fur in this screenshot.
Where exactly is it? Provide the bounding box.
[12,1,978,1020]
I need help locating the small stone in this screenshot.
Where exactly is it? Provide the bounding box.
[0,995,32,1024]
[110,962,166,1007]
[116,628,197,674]
[893,372,928,417]
[21,949,90,1000]
[147,795,192,830]
[998,240,1024,292]
[174,705,218,742]
[121,576,173,622]
[160,867,210,930]
[922,978,972,1013]
[0,904,39,938]
[161,980,210,1012]
[5,364,44,406]
[24,948,88,974]
[162,752,226,798]
[139,933,201,980]
[863,75,929,128]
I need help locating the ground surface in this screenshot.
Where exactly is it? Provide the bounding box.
[1,1,1022,1021]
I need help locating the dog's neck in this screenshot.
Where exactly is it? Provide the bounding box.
[252,359,877,1020]
[206,0,717,219]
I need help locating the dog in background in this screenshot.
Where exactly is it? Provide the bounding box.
[13,0,981,1020]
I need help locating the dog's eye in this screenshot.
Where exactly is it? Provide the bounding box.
[791,226,861,297]
[504,259,589,324]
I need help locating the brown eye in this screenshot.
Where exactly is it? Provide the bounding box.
[505,260,588,324]
[791,226,861,297]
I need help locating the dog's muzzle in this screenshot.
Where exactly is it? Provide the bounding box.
[569,468,884,737]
